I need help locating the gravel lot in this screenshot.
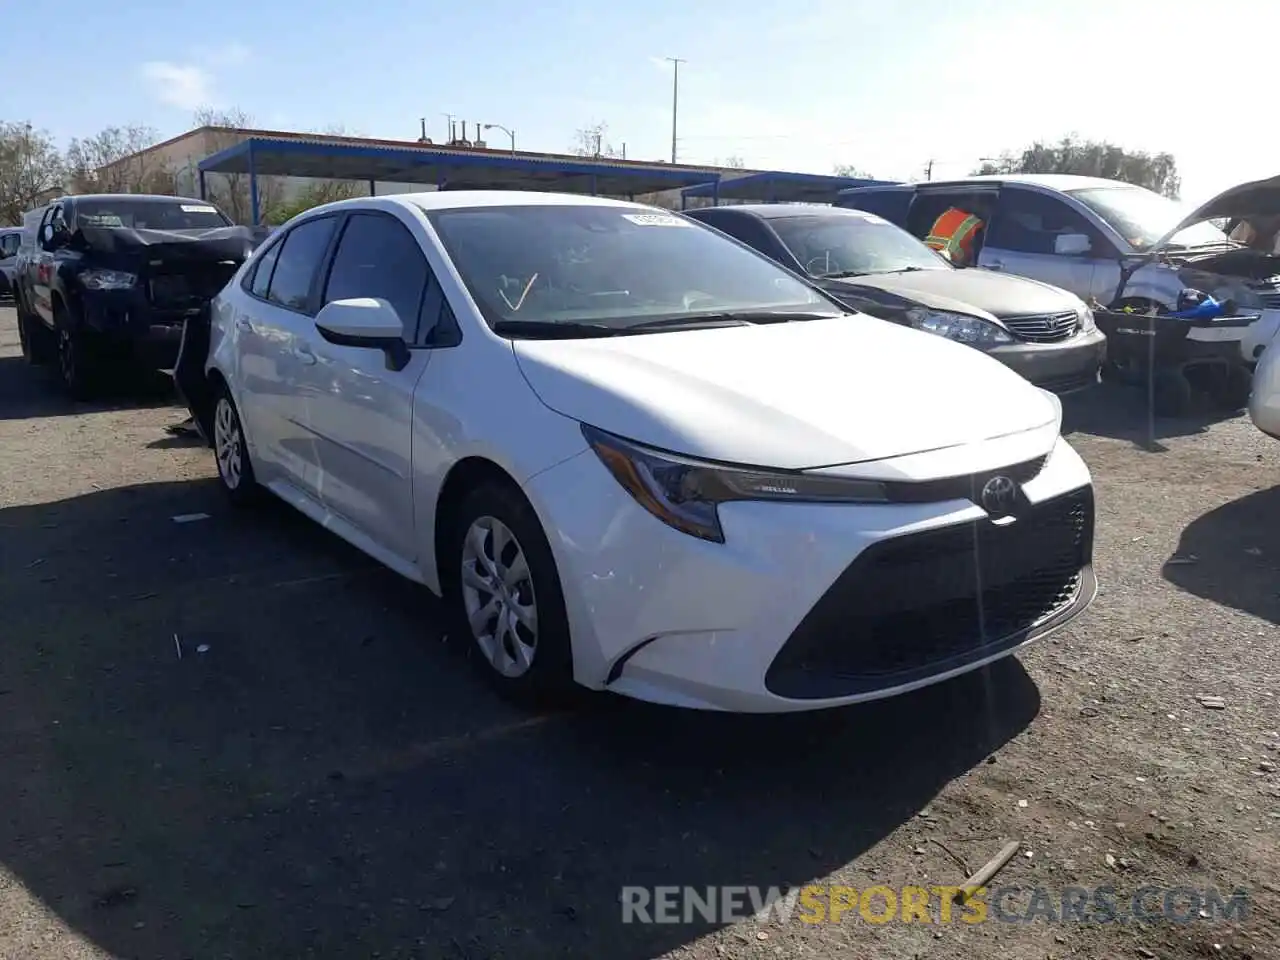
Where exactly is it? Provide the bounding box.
[0,305,1277,960]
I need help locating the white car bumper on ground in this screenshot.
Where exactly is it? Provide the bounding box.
[1241,309,1280,363]
[525,435,1096,713]
[1249,325,1280,439]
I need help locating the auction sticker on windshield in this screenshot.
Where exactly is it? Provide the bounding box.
[622,213,691,227]
[181,205,218,214]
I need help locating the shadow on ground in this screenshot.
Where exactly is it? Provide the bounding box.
[1162,484,1280,626]
[0,353,178,421]
[0,480,1040,959]
[1061,382,1243,452]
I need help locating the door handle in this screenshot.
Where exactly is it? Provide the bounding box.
[293,346,317,365]
[986,261,1004,270]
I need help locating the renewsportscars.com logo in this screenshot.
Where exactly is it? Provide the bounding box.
[621,884,1250,926]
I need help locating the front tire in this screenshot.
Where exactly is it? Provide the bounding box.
[445,483,575,706]
[55,305,103,400]
[212,384,262,505]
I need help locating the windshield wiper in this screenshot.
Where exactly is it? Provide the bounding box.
[491,320,622,339]
[630,311,842,328]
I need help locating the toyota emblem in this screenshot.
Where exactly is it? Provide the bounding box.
[980,475,1019,515]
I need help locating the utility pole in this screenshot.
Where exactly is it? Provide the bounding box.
[666,57,685,164]
[924,159,934,181]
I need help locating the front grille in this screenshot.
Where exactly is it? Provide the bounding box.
[1253,287,1280,310]
[1002,311,1079,343]
[878,454,1047,504]
[148,264,238,309]
[765,486,1093,699]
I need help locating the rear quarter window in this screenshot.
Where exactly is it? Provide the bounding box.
[836,189,912,227]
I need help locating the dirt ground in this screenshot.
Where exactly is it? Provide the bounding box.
[0,305,1277,960]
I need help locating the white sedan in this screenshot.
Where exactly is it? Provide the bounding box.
[204,191,1097,712]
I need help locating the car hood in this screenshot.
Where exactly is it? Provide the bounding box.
[511,315,1059,470]
[1149,174,1280,255]
[831,267,1080,321]
[75,225,254,267]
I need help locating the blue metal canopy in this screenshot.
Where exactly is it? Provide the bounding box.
[197,131,729,223]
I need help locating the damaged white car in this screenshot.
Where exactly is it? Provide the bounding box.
[837,173,1280,367]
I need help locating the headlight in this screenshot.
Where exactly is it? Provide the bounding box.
[1077,301,1096,332]
[80,268,137,290]
[905,307,1013,346]
[582,424,887,543]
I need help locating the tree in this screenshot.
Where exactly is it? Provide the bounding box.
[973,135,1181,198]
[571,122,624,159]
[0,122,64,225]
[264,179,362,225]
[65,125,170,194]
[717,156,746,169]
[833,163,873,179]
[193,106,283,223]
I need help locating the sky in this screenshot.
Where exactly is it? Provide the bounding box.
[3,0,1277,207]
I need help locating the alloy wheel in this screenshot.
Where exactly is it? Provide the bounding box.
[58,328,76,387]
[460,515,539,677]
[213,396,244,490]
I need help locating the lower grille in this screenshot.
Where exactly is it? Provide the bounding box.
[1035,370,1098,394]
[148,265,237,309]
[765,486,1093,699]
[1002,311,1079,343]
[1254,289,1280,310]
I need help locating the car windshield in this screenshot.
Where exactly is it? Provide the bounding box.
[1066,186,1231,252]
[74,199,231,231]
[767,212,949,277]
[426,204,837,331]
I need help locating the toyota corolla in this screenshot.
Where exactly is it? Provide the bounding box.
[203,191,1097,712]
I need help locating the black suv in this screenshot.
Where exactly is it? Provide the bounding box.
[14,193,253,398]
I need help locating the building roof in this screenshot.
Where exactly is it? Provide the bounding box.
[196,127,731,197]
[681,171,899,204]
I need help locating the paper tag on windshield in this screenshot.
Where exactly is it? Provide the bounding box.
[181,204,217,214]
[622,213,690,227]
[842,210,887,224]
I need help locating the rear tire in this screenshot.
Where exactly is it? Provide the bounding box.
[16,298,54,366]
[1152,370,1193,417]
[212,383,262,506]
[443,482,576,707]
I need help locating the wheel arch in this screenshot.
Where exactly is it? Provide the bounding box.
[431,456,535,595]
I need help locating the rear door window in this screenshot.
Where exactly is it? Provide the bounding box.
[265,216,338,313]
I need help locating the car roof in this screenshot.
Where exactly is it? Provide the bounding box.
[847,173,1135,194]
[347,191,648,214]
[62,193,213,204]
[687,203,871,220]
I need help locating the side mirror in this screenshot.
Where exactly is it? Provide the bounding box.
[1054,232,1092,256]
[314,297,411,371]
[41,223,66,251]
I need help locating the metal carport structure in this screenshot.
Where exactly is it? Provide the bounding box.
[680,171,898,208]
[196,131,727,224]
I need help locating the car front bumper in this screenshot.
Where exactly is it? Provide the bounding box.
[81,290,197,368]
[524,435,1095,713]
[987,327,1107,394]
